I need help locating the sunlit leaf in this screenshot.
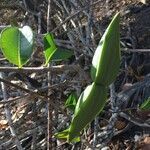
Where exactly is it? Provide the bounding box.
[91,13,120,86]
[43,33,57,66]
[0,26,34,67]
[43,33,73,65]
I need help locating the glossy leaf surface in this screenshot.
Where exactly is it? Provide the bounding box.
[0,26,33,67]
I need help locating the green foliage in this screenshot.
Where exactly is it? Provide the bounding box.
[0,26,34,67]
[0,13,121,144]
[44,33,73,65]
[54,128,69,140]
[44,33,57,66]
[54,128,80,143]
[65,92,78,111]
[140,97,150,110]
[0,29,73,67]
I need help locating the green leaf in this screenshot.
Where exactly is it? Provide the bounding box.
[54,128,80,143]
[54,128,69,140]
[65,92,78,111]
[0,26,34,67]
[140,97,150,110]
[43,33,57,66]
[43,33,73,65]
[51,48,73,61]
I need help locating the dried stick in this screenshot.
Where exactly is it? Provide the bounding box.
[0,77,69,117]
[96,83,119,149]
[31,102,37,150]
[0,65,80,73]
[46,0,53,149]
[93,117,99,148]
[47,65,53,150]
[119,112,150,128]
[51,0,103,33]
[121,48,150,52]
[0,94,29,105]
[0,73,23,150]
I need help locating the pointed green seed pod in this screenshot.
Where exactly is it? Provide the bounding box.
[68,83,107,142]
[91,13,120,86]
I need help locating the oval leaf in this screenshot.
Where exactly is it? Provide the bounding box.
[0,26,33,67]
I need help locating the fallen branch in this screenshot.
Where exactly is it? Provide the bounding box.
[0,77,69,117]
[119,112,150,128]
[0,65,80,73]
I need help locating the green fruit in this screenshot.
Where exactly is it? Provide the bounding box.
[91,13,120,86]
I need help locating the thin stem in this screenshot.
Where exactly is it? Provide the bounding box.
[47,0,51,33]
[93,117,98,147]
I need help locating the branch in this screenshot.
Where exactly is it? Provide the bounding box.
[119,112,150,128]
[0,77,69,117]
[51,0,103,33]
[0,65,80,73]
[47,0,53,149]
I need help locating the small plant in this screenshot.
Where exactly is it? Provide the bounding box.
[0,27,73,67]
[55,12,120,142]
